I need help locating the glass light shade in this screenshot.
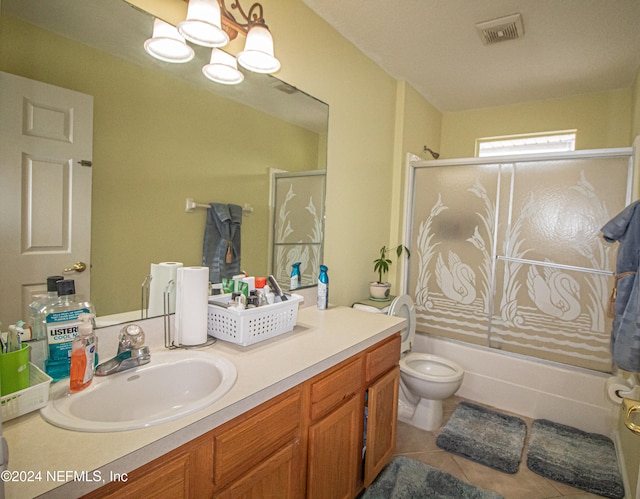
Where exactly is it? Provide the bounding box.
[202,49,244,85]
[177,0,229,48]
[237,24,281,74]
[144,18,194,63]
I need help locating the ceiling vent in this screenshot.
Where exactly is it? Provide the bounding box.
[476,13,524,46]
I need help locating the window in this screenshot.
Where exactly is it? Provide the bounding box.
[476,131,576,157]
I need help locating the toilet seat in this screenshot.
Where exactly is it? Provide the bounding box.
[388,294,415,353]
[400,353,464,382]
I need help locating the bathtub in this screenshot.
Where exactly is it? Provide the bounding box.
[415,332,617,435]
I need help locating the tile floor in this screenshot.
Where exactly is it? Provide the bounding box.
[394,396,606,499]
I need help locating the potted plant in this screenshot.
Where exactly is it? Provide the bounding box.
[370,244,410,300]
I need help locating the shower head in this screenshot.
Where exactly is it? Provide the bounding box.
[423,145,440,159]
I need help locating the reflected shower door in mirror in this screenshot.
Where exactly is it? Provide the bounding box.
[0,0,329,326]
[270,170,326,290]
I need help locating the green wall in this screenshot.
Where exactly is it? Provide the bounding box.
[4,0,639,310]
[0,14,320,315]
[440,89,633,159]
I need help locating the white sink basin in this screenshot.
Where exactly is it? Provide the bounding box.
[41,350,237,432]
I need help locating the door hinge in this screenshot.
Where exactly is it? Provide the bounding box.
[77,160,92,167]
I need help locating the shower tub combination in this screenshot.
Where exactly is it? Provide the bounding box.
[402,148,638,435]
[403,147,640,496]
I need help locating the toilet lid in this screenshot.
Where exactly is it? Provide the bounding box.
[388,294,415,353]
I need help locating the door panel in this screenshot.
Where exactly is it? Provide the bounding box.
[0,71,93,325]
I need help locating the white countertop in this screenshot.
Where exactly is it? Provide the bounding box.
[4,305,405,498]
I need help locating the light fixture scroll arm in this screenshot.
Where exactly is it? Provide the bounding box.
[220,0,266,34]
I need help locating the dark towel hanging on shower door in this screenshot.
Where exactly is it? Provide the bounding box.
[601,199,640,372]
[202,203,242,283]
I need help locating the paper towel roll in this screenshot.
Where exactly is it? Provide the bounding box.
[175,266,209,346]
[605,376,634,404]
[148,262,183,316]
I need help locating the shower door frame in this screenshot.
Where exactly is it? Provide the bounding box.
[402,147,635,370]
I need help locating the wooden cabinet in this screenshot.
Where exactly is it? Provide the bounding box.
[85,435,214,498]
[307,395,360,499]
[85,333,400,499]
[364,366,400,487]
[306,333,400,497]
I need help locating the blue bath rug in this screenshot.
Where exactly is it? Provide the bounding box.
[436,401,527,474]
[362,456,503,499]
[526,419,624,499]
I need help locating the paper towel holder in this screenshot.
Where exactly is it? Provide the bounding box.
[163,280,217,350]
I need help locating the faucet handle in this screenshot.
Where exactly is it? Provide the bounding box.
[118,324,146,352]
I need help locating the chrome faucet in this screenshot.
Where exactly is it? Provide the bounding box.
[95,324,151,376]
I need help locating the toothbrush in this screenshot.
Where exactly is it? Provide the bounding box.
[7,326,20,353]
[267,275,288,301]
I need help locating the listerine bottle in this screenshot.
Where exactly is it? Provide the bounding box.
[28,275,64,341]
[317,265,328,310]
[43,279,96,381]
[290,262,301,290]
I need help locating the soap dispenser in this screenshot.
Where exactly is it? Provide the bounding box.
[70,313,97,393]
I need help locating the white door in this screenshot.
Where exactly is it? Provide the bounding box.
[0,72,93,327]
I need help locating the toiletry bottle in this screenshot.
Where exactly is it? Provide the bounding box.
[317,265,329,310]
[264,284,275,305]
[290,262,301,290]
[42,279,96,381]
[28,275,64,340]
[255,277,267,306]
[70,313,97,392]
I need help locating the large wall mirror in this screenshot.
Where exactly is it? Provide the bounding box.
[1,0,328,327]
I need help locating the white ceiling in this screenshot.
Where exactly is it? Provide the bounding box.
[303,0,640,112]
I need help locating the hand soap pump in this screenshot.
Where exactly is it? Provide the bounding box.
[290,262,301,290]
[70,313,97,393]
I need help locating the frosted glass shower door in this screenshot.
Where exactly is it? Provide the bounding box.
[492,156,629,371]
[408,151,632,372]
[271,170,326,289]
[408,162,500,347]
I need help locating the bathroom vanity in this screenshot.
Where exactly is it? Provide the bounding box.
[3,305,404,498]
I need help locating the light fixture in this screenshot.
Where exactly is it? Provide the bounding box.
[203,48,244,85]
[143,0,281,85]
[144,18,194,63]
[237,23,280,74]
[177,0,229,48]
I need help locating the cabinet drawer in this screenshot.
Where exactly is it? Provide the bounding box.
[214,389,301,487]
[310,357,362,421]
[365,333,401,382]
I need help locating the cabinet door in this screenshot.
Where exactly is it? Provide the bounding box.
[307,395,360,499]
[213,389,301,487]
[364,366,399,487]
[85,451,190,499]
[216,441,300,499]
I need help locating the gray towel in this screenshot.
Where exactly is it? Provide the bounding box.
[601,200,640,372]
[202,203,242,283]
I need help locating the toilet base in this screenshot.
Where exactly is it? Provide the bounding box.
[400,398,444,432]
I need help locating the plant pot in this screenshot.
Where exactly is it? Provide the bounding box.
[369,281,391,300]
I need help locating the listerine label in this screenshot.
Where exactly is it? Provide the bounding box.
[46,308,90,361]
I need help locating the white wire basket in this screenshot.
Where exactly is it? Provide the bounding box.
[1,363,52,422]
[208,293,303,346]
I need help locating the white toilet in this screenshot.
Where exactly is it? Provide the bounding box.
[386,295,465,431]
